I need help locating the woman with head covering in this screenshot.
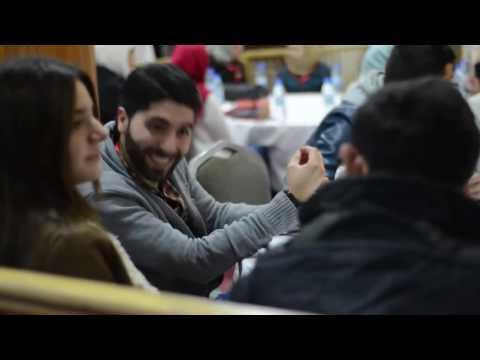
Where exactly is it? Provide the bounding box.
[172,45,232,159]
[277,45,331,93]
[207,45,246,84]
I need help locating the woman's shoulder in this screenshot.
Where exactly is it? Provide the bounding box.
[31,212,115,261]
[32,216,131,284]
[42,217,113,250]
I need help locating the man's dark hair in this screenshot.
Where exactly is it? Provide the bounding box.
[115,63,202,140]
[475,62,480,80]
[385,46,456,84]
[352,77,480,188]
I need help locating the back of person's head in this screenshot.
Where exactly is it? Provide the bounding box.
[0,57,101,265]
[171,45,211,105]
[95,45,135,79]
[449,45,463,63]
[115,63,201,140]
[95,45,156,79]
[385,46,456,84]
[348,77,479,188]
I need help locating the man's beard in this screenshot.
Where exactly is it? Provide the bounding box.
[123,128,182,185]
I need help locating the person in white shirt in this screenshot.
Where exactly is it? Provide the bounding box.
[95,45,156,78]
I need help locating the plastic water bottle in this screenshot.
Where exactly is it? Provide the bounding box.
[454,60,469,97]
[206,68,216,92]
[212,73,225,103]
[322,77,337,106]
[271,78,287,122]
[206,68,225,103]
[255,62,269,89]
[331,64,343,92]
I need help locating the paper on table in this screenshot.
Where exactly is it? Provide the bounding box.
[283,93,341,126]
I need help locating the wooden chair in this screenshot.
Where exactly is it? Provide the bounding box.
[0,267,302,315]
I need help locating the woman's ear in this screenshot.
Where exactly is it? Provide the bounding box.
[339,144,370,176]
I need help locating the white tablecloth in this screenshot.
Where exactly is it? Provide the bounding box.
[225,93,341,191]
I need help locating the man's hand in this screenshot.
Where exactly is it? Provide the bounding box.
[466,173,480,201]
[287,146,329,203]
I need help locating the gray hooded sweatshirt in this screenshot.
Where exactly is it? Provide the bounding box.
[79,123,299,296]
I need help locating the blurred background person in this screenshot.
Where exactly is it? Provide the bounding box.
[277,45,331,93]
[172,45,232,159]
[207,45,246,84]
[95,45,156,79]
[95,45,156,124]
[307,45,457,180]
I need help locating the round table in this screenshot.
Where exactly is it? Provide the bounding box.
[224,93,341,191]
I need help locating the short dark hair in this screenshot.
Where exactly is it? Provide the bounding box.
[475,62,480,80]
[352,77,480,188]
[385,46,456,84]
[115,63,202,140]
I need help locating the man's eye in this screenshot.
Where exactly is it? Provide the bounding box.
[179,128,192,136]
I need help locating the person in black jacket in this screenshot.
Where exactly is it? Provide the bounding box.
[306,45,457,180]
[96,65,125,125]
[231,77,480,315]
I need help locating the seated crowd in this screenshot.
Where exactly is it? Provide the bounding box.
[2,45,480,314]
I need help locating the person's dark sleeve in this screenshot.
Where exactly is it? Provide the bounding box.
[230,274,256,304]
[306,104,355,180]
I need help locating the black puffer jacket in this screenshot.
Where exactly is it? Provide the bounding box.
[231,176,480,315]
[306,71,384,180]
[305,102,356,180]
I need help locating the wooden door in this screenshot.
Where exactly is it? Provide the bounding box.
[0,45,97,87]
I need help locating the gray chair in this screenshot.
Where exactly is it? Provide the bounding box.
[189,142,272,205]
